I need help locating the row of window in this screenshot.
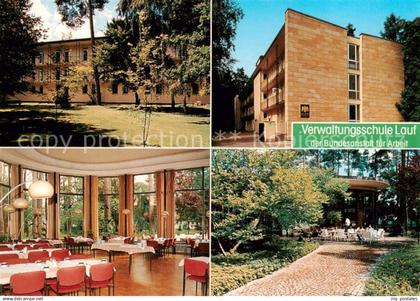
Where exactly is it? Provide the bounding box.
[34,49,89,65]
[0,163,209,239]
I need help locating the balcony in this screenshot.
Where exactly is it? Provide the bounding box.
[261,61,285,93]
[261,89,284,112]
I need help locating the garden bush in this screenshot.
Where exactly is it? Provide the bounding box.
[364,244,420,296]
[211,240,318,295]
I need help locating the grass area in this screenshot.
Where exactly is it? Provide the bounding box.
[211,240,318,296]
[0,104,209,147]
[364,243,420,296]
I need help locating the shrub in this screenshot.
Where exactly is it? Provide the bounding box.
[364,244,420,296]
[211,241,318,295]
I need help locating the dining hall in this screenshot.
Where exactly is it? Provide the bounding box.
[0,148,210,296]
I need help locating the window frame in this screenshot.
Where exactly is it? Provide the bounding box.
[348,44,359,70]
[348,73,360,100]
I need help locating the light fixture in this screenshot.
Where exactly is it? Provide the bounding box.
[122,209,131,215]
[13,198,29,209]
[0,180,54,206]
[3,204,15,213]
[28,180,54,199]
[162,211,169,217]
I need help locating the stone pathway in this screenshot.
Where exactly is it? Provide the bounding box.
[226,242,388,296]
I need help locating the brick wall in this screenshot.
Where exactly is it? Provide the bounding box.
[360,35,403,122]
[285,10,349,138]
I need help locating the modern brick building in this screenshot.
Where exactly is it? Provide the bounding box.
[252,9,404,141]
[12,38,209,105]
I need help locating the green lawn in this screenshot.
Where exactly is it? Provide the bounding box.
[364,243,420,296]
[0,104,210,147]
[211,240,318,296]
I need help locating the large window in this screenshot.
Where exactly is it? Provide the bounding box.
[133,174,157,236]
[22,169,48,239]
[0,162,10,238]
[98,177,119,238]
[175,167,209,238]
[59,176,84,238]
[348,44,360,70]
[348,74,360,100]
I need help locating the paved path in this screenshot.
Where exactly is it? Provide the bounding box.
[226,243,388,296]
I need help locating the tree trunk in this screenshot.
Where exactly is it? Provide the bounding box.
[104,177,111,226]
[171,93,175,109]
[88,0,101,105]
[230,240,242,253]
[183,94,187,113]
[135,91,140,105]
[216,238,227,256]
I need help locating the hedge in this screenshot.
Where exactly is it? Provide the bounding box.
[364,243,420,296]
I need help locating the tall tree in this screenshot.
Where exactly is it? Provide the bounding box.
[55,0,109,105]
[381,13,405,42]
[0,0,45,104]
[397,17,420,121]
[212,0,244,132]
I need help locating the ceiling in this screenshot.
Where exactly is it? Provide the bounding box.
[0,148,209,176]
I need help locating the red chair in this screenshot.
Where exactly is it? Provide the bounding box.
[34,243,51,249]
[48,266,86,296]
[10,270,46,296]
[3,258,30,265]
[85,263,115,296]
[68,254,90,260]
[197,243,209,257]
[163,239,172,255]
[182,258,209,296]
[51,249,70,261]
[0,253,19,262]
[15,245,33,250]
[0,246,12,251]
[147,240,162,255]
[28,251,50,263]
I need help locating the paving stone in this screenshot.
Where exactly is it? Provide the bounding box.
[225,242,387,296]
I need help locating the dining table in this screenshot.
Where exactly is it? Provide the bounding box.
[0,258,109,294]
[0,248,65,259]
[91,242,155,272]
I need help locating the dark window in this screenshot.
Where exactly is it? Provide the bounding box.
[64,51,69,63]
[349,104,360,122]
[156,84,162,95]
[39,85,43,94]
[112,82,118,94]
[83,49,88,61]
[55,69,60,80]
[54,51,60,63]
[55,84,61,91]
[82,85,88,94]
[123,85,129,94]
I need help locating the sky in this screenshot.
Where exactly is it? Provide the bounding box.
[233,0,420,76]
[30,0,118,41]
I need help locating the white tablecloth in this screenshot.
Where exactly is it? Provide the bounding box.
[178,256,210,267]
[108,237,127,244]
[0,248,65,259]
[0,258,107,285]
[91,243,155,255]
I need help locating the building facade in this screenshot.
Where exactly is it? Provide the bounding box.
[253,9,404,141]
[12,38,209,105]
